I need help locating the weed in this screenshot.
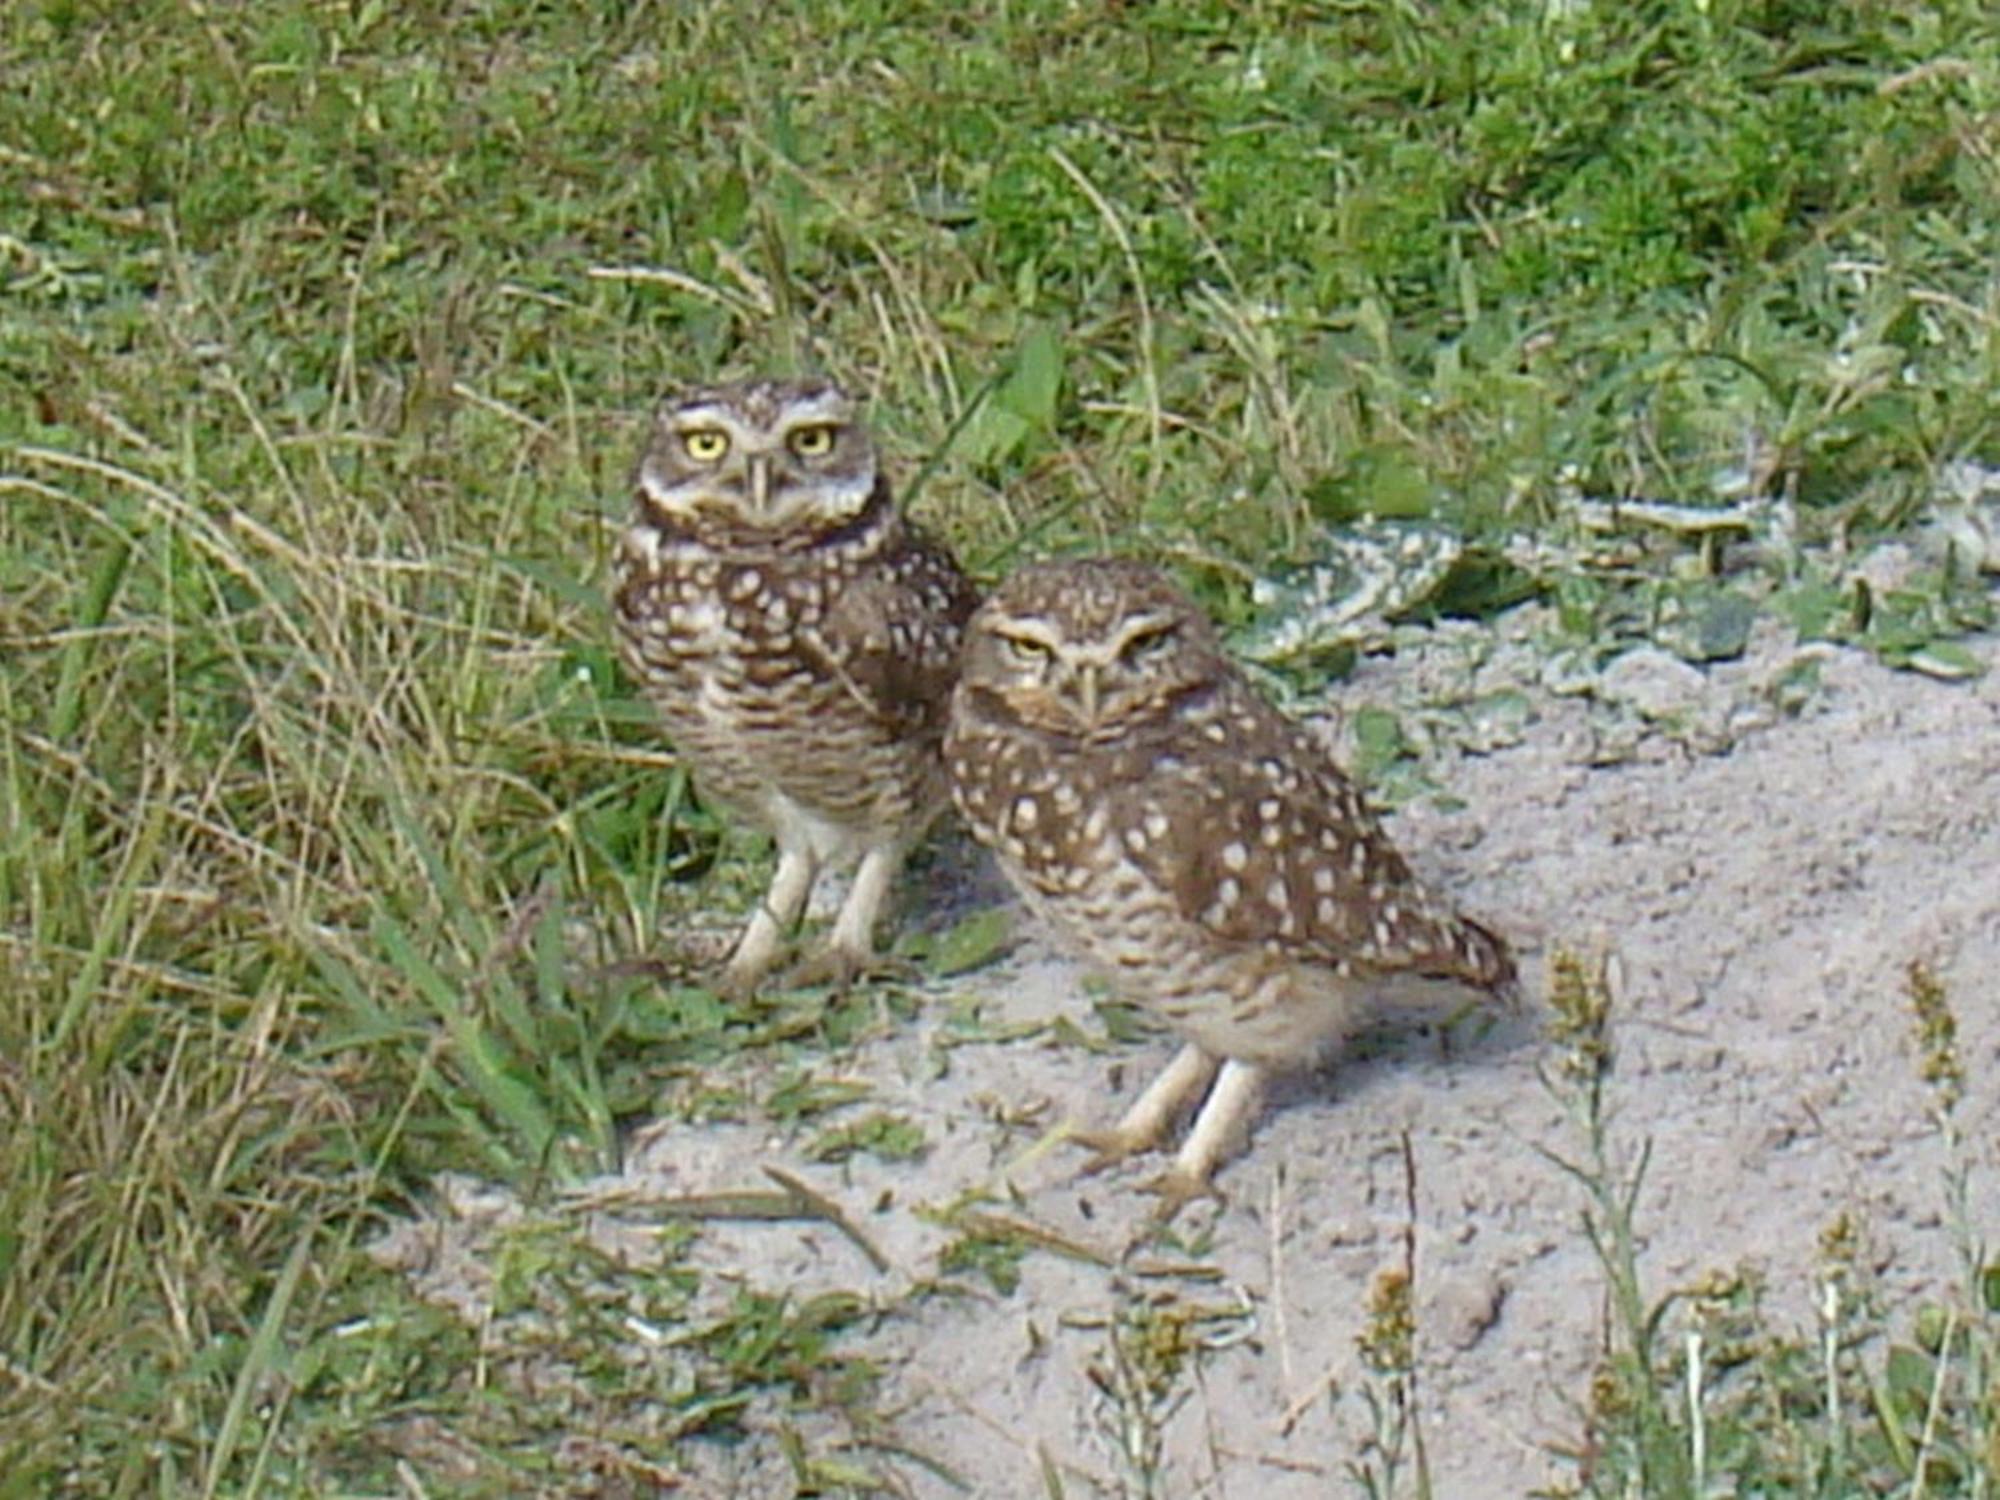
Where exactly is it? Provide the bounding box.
[4,0,1996,1486]
[1539,951,1999,1496]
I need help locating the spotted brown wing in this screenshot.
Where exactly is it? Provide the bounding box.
[804,523,978,737]
[1118,680,1514,988]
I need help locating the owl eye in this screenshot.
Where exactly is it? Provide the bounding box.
[681,429,730,463]
[1118,624,1177,664]
[788,424,838,458]
[999,633,1054,666]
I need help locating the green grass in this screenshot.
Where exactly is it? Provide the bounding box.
[3,0,1997,1491]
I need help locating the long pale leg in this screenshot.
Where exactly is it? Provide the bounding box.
[1070,1043,1220,1167]
[788,841,907,989]
[1150,1059,1266,1212]
[720,841,816,997]
[826,841,901,970]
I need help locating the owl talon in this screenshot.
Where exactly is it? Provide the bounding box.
[782,944,916,993]
[779,947,859,994]
[1070,1138,1220,1225]
[713,961,767,1005]
[1140,1166,1220,1223]
[716,930,783,1002]
[1067,1124,1162,1176]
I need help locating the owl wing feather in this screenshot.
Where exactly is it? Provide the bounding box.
[1119,681,1514,991]
[802,523,979,736]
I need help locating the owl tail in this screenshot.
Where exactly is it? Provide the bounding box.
[1452,914,1521,1006]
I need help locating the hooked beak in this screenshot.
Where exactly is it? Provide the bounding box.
[746,453,773,513]
[1076,663,1100,728]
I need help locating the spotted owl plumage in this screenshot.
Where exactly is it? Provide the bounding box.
[944,558,1514,1203]
[613,376,977,993]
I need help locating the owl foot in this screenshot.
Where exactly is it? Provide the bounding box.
[714,955,772,1005]
[712,845,820,1001]
[782,942,916,993]
[1072,1054,1265,1220]
[1138,1164,1222,1223]
[1067,1043,1221,1175]
[1068,1122,1160,1177]
[1166,1058,1265,1200]
[714,933,782,1003]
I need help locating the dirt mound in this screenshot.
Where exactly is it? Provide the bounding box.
[378,618,1999,1495]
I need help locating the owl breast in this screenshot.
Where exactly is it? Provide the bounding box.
[614,530,942,850]
[946,721,1364,1066]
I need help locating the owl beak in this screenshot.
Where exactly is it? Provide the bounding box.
[1076,663,1101,727]
[746,453,773,514]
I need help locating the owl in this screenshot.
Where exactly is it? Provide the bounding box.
[945,559,1514,1208]
[613,376,977,995]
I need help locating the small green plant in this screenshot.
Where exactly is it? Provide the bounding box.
[1536,947,1691,1492]
[1346,1132,1432,1500]
[1078,1286,1258,1500]
[1351,1262,1429,1500]
[1541,951,2000,1496]
[805,1111,930,1166]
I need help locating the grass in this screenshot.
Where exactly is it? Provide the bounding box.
[2,0,1997,1492]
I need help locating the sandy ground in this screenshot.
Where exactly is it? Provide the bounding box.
[378,606,2000,1497]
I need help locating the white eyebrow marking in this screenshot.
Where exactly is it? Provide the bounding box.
[779,393,850,427]
[990,618,1063,651]
[1105,609,1181,655]
[668,402,737,430]
[1040,609,1185,669]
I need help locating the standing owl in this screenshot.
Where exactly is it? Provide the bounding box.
[613,376,977,995]
[945,559,1514,1207]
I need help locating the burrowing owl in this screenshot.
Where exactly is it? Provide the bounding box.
[613,376,977,994]
[945,559,1514,1206]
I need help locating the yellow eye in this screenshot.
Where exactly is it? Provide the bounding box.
[788,424,837,458]
[682,429,730,463]
[1000,633,1053,665]
[1119,625,1176,664]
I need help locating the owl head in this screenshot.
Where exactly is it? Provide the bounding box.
[958,558,1223,741]
[634,376,879,535]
